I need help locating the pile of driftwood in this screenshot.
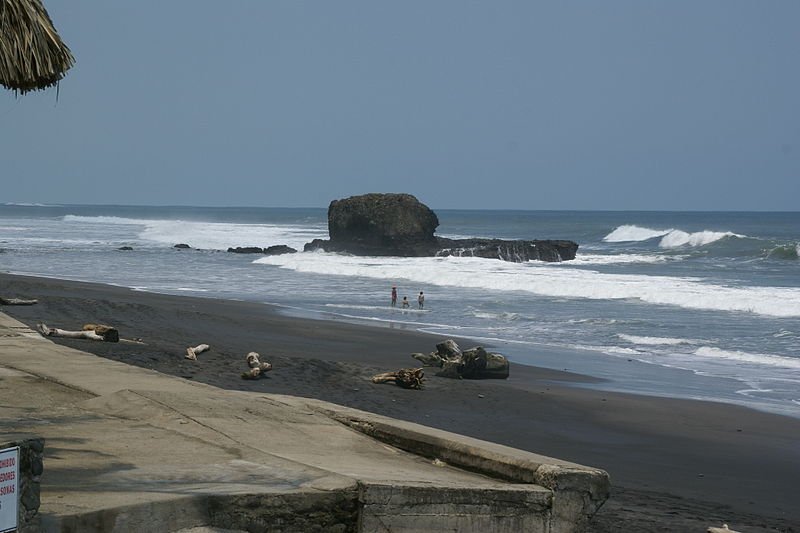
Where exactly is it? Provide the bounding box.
[412,339,509,379]
[241,352,273,380]
[35,320,275,379]
[371,368,425,389]
[185,346,274,380]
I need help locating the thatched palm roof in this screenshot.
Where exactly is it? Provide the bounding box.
[1,0,74,94]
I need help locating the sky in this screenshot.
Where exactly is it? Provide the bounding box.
[2,1,799,210]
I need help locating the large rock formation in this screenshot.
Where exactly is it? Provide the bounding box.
[304,193,578,262]
[306,193,439,256]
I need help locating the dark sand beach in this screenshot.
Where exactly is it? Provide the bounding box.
[2,272,798,532]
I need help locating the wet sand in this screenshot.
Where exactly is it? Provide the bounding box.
[2,272,799,532]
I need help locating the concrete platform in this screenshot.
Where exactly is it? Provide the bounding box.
[0,312,609,532]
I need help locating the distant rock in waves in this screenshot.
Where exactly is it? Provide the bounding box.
[303,193,578,262]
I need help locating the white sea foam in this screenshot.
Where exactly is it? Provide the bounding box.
[62,215,326,251]
[618,334,695,346]
[253,253,800,318]
[580,345,642,356]
[694,347,800,370]
[322,303,430,313]
[63,215,145,225]
[471,311,521,321]
[567,253,675,265]
[603,225,672,242]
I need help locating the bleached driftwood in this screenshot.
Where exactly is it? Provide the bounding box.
[36,323,119,342]
[185,343,210,360]
[82,324,120,342]
[241,352,273,379]
[371,368,425,389]
[708,525,741,533]
[0,297,38,305]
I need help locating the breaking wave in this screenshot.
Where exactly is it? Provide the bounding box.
[767,244,800,260]
[602,224,745,249]
[658,230,743,249]
[566,253,676,265]
[603,225,672,242]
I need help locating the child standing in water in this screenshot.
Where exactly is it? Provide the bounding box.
[418,291,424,309]
[402,296,410,308]
[391,286,397,307]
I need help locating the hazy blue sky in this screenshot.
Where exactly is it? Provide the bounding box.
[2,1,798,210]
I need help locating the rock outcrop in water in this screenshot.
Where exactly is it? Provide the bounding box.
[435,237,577,262]
[306,193,439,257]
[304,193,577,262]
[227,245,297,255]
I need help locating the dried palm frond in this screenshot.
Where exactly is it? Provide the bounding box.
[0,0,74,94]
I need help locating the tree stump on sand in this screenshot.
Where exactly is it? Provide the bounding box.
[371,368,425,389]
[411,352,444,367]
[461,346,510,379]
[436,339,462,359]
[436,360,463,379]
[417,339,510,379]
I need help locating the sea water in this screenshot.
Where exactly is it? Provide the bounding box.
[1,204,798,417]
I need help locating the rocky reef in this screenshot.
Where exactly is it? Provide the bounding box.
[304,193,577,262]
[227,245,297,255]
[435,237,577,262]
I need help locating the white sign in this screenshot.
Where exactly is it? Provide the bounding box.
[0,447,19,533]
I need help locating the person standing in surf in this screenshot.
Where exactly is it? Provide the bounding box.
[418,291,425,309]
[391,286,398,307]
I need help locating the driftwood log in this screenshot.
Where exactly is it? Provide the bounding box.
[0,297,38,305]
[241,352,273,379]
[708,526,741,533]
[185,343,210,360]
[412,340,509,379]
[371,368,425,389]
[36,323,119,342]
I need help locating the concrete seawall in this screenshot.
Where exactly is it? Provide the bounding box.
[0,312,609,532]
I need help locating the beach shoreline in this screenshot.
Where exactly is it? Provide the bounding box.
[2,272,799,531]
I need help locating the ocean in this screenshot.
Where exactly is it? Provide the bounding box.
[1,204,798,417]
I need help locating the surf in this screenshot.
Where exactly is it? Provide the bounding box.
[254,252,800,318]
